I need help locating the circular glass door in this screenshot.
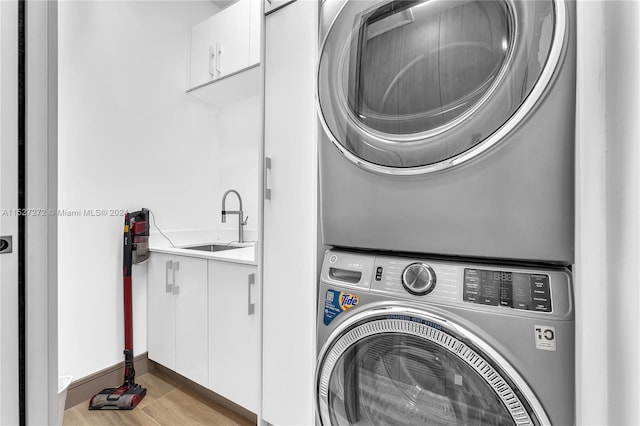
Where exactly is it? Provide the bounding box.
[316,307,548,425]
[318,0,567,174]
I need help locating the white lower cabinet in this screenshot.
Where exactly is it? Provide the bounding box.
[148,253,259,413]
[148,253,208,387]
[208,261,259,413]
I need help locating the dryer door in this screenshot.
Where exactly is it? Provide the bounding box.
[317,0,567,174]
[315,307,549,426]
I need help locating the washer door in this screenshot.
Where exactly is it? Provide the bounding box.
[318,0,567,174]
[315,307,549,425]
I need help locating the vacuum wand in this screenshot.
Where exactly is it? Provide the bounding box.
[89,208,149,410]
[122,208,148,387]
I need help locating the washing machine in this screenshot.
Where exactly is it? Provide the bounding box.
[316,250,574,425]
[317,0,576,264]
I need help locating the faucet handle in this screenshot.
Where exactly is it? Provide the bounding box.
[241,216,249,226]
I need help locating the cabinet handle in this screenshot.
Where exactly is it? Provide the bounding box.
[209,45,216,77]
[172,261,180,295]
[264,156,272,200]
[215,42,223,75]
[248,273,255,316]
[165,260,173,293]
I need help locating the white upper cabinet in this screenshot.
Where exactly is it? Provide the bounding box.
[189,0,261,90]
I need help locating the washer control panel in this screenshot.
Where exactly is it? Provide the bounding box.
[463,268,551,312]
[321,250,571,317]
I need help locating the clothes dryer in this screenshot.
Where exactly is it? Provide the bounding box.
[318,0,576,264]
[316,250,575,425]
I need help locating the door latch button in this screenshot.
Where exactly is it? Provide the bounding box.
[0,236,13,254]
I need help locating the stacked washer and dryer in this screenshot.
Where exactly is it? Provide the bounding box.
[315,0,576,425]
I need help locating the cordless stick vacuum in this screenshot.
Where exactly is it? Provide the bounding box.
[89,208,150,410]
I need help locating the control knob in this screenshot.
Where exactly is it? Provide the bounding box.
[402,263,436,296]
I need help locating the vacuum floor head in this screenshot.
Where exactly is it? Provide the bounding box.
[88,384,146,410]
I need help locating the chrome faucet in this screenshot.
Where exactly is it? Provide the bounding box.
[221,189,248,243]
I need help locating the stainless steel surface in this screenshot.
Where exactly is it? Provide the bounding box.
[401,262,436,295]
[264,157,272,200]
[248,273,256,315]
[0,236,12,254]
[182,244,242,253]
[318,0,576,263]
[221,189,248,243]
[209,46,218,77]
[321,251,573,319]
[172,261,180,295]
[165,260,173,293]
[216,42,223,75]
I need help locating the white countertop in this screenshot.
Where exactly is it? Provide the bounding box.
[149,229,257,266]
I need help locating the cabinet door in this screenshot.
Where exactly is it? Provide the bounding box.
[248,0,261,66]
[174,256,209,387]
[147,253,176,369]
[190,17,216,88]
[208,261,259,413]
[213,0,252,79]
[263,1,318,425]
[190,1,252,88]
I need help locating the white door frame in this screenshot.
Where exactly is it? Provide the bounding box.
[0,1,57,424]
[0,1,21,423]
[25,0,58,424]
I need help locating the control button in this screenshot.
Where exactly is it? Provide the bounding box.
[533,288,549,297]
[478,276,499,306]
[402,263,436,296]
[465,269,480,277]
[375,266,383,281]
[531,275,550,288]
[530,275,551,312]
[533,296,552,312]
[463,269,480,303]
[500,282,513,307]
[479,297,499,306]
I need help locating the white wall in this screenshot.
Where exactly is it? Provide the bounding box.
[57,1,227,380]
[575,2,608,423]
[603,1,639,423]
[576,1,640,424]
[214,94,261,242]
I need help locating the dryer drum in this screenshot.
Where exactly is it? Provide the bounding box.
[318,0,567,174]
[315,308,548,426]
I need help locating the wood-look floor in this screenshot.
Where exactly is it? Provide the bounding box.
[63,370,255,426]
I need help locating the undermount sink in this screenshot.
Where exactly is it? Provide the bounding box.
[182,244,242,252]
